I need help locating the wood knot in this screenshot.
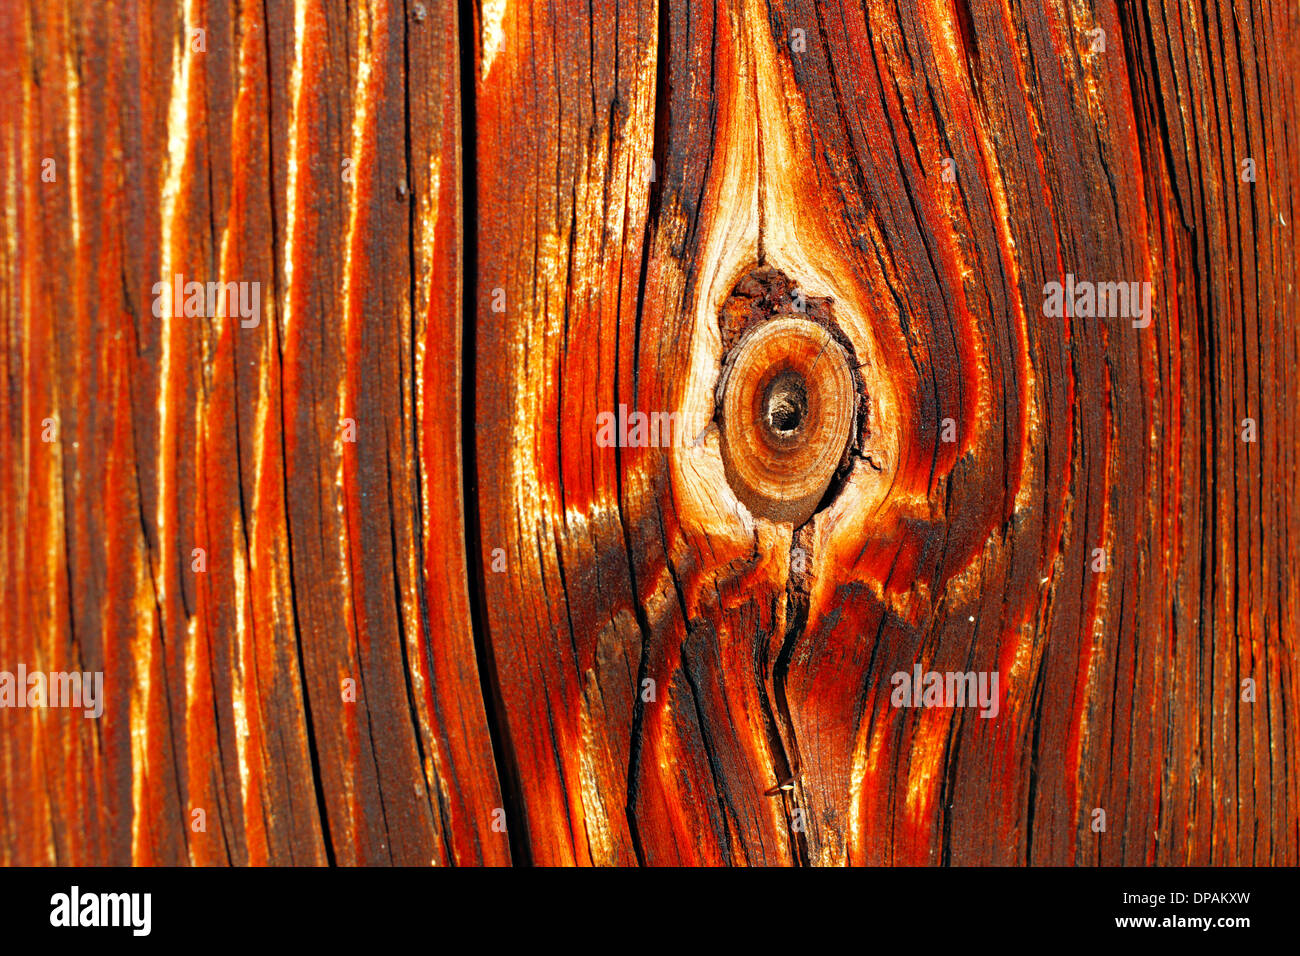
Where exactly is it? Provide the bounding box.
[716,270,861,525]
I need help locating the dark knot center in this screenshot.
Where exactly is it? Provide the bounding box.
[764,372,808,436]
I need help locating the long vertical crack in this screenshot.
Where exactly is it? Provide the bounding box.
[621,0,671,867]
[771,522,814,864]
[457,0,531,866]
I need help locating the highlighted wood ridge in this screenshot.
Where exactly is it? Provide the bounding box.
[2,0,1298,869]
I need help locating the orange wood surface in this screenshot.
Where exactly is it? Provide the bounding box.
[2,0,1297,865]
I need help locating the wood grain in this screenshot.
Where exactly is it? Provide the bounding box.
[2,0,1297,866]
[1,0,506,866]
[474,0,1298,866]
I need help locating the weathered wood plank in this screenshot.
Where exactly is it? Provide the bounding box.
[2,0,1296,867]
[476,0,1298,865]
[473,0,660,865]
[0,0,506,866]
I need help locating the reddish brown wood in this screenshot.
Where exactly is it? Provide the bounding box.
[473,0,1299,865]
[1,0,1297,867]
[1,0,506,866]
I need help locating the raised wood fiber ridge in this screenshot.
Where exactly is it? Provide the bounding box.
[1,0,1297,866]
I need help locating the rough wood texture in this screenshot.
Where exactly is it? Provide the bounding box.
[2,0,1297,866]
[474,0,1298,865]
[1,0,506,866]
